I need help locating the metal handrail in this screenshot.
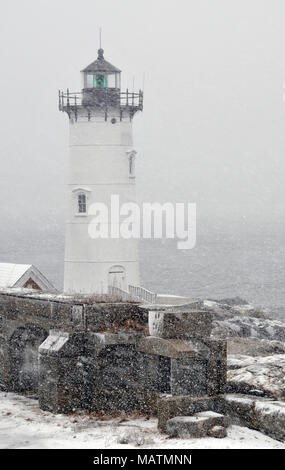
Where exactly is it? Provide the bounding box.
[107,284,157,304]
[59,89,143,111]
[128,285,157,304]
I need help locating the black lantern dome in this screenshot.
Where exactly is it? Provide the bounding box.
[81,49,121,90]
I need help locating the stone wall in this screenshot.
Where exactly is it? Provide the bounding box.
[0,289,139,392]
[0,289,227,435]
[1,289,285,441]
[38,308,227,432]
[226,394,285,441]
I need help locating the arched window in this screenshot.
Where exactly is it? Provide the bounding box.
[72,187,91,216]
[78,193,87,214]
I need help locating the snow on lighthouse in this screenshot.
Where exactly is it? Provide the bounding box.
[59,47,143,294]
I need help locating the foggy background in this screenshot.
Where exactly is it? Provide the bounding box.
[0,0,284,316]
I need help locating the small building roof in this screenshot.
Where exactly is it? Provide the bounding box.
[0,263,56,292]
[0,263,32,287]
[81,49,121,74]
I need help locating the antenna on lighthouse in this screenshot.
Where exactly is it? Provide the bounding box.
[99,27,102,49]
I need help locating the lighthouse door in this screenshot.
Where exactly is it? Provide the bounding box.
[108,265,126,290]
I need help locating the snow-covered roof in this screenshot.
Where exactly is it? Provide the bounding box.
[0,263,32,288]
[0,263,57,292]
[81,49,121,74]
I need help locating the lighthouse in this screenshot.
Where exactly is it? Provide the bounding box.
[59,48,143,294]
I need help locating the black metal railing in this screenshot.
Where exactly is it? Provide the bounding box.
[58,88,143,117]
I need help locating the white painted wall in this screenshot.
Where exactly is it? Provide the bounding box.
[64,108,140,294]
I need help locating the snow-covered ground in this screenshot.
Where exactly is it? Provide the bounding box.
[0,392,284,449]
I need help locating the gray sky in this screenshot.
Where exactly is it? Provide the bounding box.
[0,0,285,230]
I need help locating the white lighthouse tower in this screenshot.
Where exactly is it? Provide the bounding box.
[59,48,143,294]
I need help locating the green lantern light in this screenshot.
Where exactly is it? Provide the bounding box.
[94,74,106,88]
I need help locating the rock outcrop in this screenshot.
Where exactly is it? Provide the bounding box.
[203,299,285,343]
[227,354,285,400]
[202,299,285,401]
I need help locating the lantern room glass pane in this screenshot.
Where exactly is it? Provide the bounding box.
[86,74,93,88]
[116,73,121,89]
[108,74,116,88]
[94,74,106,88]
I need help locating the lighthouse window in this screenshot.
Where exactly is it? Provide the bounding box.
[94,74,106,88]
[129,153,136,177]
[78,194,87,213]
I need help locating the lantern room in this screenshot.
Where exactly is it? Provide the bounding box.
[81,48,121,90]
[59,47,143,116]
